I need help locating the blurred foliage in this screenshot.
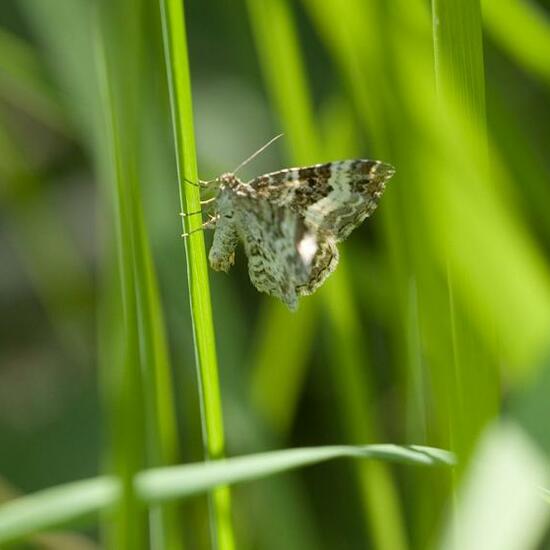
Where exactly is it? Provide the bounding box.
[1,0,550,548]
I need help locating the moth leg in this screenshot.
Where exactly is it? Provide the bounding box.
[181,214,218,238]
[209,218,238,272]
[200,196,217,205]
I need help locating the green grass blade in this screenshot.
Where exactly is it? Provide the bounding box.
[432,0,487,125]
[245,0,321,164]
[322,264,410,550]
[98,2,186,546]
[159,1,234,548]
[245,0,320,441]
[426,0,550,373]
[0,478,118,546]
[133,189,185,550]
[302,0,389,149]
[482,0,550,85]
[15,1,184,546]
[250,301,317,436]
[137,445,455,502]
[246,1,408,548]
[431,0,492,461]
[95,22,148,549]
[0,444,454,545]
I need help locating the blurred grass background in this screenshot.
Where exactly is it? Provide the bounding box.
[1,0,550,548]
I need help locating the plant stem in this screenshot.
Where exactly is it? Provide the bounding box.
[159,1,234,548]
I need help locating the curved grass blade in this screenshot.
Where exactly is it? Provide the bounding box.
[0,444,454,545]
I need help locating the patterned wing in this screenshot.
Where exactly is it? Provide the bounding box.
[296,234,339,296]
[249,159,394,242]
[235,197,313,310]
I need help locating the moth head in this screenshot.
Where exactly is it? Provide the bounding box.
[217,172,240,190]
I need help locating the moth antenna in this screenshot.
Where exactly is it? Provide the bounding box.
[232,133,284,175]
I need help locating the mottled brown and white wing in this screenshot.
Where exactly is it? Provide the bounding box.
[296,234,339,296]
[234,197,312,310]
[249,159,394,241]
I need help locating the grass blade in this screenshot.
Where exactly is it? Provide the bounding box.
[137,445,455,502]
[246,1,408,548]
[159,1,234,548]
[432,0,487,125]
[95,19,148,549]
[0,478,118,546]
[482,0,550,85]
[0,444,454,545]
[245,0,321,440]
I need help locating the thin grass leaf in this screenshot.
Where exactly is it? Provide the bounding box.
[431,0,494,468]
[0,444,454,545]
[249,301,316,435]
[0,478,118,547]
[245,0,320,441]
[432,0,487,125]
[159,1,234,548]
[95,23,148,549]
[246,1,409,548]
[98,1,187,545]
[302,0,389,150]
[482,0,550,85]
[138,445,455,502]
[322,263,410,550]
[133,182,184,550]
[421,0,550,373]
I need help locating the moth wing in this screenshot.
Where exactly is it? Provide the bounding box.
[249,160,394,242]
[238,199,311,310]
[297,233,339,296]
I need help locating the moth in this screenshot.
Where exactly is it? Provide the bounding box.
[182,136,395,310]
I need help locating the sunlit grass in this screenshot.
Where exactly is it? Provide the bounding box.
[159,0,234,548]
